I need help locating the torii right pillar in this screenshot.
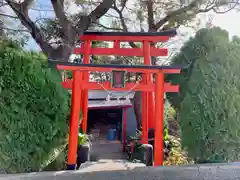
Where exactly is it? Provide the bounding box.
[154,71,165,166]
[153,68,181,166]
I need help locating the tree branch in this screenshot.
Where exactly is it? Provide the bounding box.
[147,0,155,32]
[5,0,60,60]
[50,0,76,43]
[155,0,199,30]
[0,13,18,19]
[120,0,128,12]
[93,22,124,31]
[155,0,239,31]
[76,0,115,33]
[19,0,35,16]
[1,27,30,33]
[198,1,239,14]
[112,2,137,48]
[88,0,114,21]
[6,0,115,62]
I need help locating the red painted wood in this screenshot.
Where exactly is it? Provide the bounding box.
[114,40,120,49]
[68,71,82,166]
[80,35,169,42]
[81,40,91,134]
[164,82,179,92]
[154,72,165,166]
[61,80,179,92]
[142,41,150,144]
[74,47,168,56]
[148,93,154,128]
[57,65,181,74]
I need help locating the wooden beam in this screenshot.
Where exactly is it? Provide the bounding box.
[61,80,179,92]
[56,65,181,74]
[74,47,168,56]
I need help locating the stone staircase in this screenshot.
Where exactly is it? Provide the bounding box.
[79,129,146,172]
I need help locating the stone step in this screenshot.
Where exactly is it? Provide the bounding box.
[79,160,145,172]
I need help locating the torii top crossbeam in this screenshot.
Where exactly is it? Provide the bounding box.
[73,29,177,57]
[79,29,177,41]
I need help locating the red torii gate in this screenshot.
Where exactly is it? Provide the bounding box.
[50,30,182,170]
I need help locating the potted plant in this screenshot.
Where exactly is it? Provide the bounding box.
[126,130,143,161]
[76,130,92,169]
[126,127,172,166]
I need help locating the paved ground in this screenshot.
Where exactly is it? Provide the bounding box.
[79,159,145,172]
[2,163,240,180]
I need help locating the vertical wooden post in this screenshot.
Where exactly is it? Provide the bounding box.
[144,41,154,130]
[114,40,120,49]
[154,71,165,166]
[81,40,91,133]
[148,93,154,128]
[142,41,150,144]
[122,107,128,152]
[67,71,83,170]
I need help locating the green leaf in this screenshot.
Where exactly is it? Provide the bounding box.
[0,40,70,173]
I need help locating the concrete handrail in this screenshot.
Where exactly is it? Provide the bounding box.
[1,163,240,180]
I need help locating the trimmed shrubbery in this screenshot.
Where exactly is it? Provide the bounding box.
[0,40,69,173]
[167,27,240,163]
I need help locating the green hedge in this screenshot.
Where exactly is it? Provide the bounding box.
[0,40,69,173]
[168,28,240,162]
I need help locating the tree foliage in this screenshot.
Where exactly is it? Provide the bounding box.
[166,27,229,109]
[0,40,69,173]
[168,27,240,162]
[0,0,237,60]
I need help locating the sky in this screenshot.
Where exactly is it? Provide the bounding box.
[212,10,240,37]
[25,3,240,51]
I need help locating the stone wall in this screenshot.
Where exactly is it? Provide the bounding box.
[125,104,137,138]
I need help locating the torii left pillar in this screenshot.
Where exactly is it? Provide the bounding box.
[67,71,83,170]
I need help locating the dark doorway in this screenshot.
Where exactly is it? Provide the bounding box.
[87,108,123,141]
